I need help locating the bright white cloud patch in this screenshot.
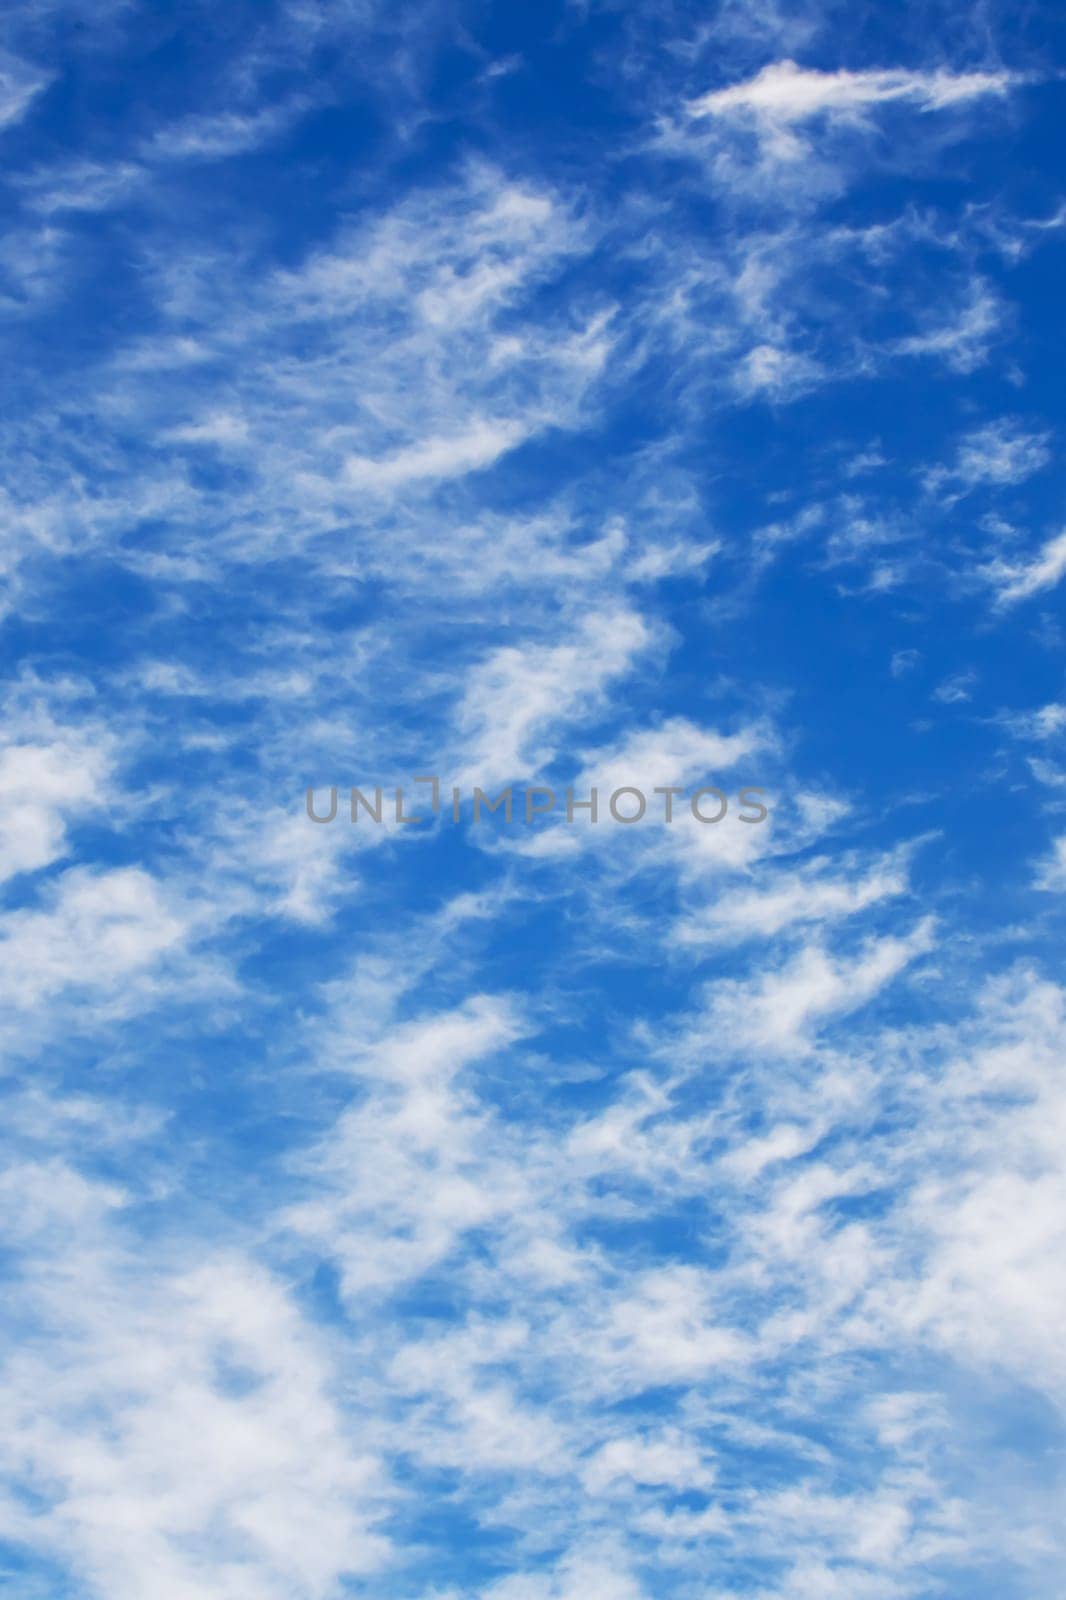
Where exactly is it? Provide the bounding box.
[344,417,529,490]
[0,738,109,882]
[982,528,1066,605]
[687,60,1015,123]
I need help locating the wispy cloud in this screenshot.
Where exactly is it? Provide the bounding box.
[691,919,936,1055]
[344,416,529,490]
[687,60,1017,124]
[982,528,1066,605]
[0,50,51,132]
[922,416,1052,500]
[893,281,1003,372]
[1034,834,1066,890]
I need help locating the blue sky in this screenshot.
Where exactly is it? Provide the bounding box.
[1,2,1065,1597]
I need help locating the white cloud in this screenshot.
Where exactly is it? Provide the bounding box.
[456,607,653,786]
[695,920,936,1055]
[1028,756,1066,789]
[981,528,1066,606]
[344,417,528,491]
[923,417,1052,497]
[625,537,719,583]
[164,410,251,447]
[894,282,1002,373]
[284,996,532,1295]
[0,867,187,1009]
[0,738,109,883]
[1003,702,1066,741]
[484,1548,648,1600]
[503,713,775,877]
[19,157,144,214]
[687,61,1016,124]
[143,100,309,162]
[675,849,910,945]
[735,342,822,399]
[582,1429,714,1495]
[0,1225,391,1600]
[0,52,51,133]
[574,715,765,803]
[890,649,921,677]
[932,670,976,705]
[1034,835,1066,891]
[577,1265,749,1388]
